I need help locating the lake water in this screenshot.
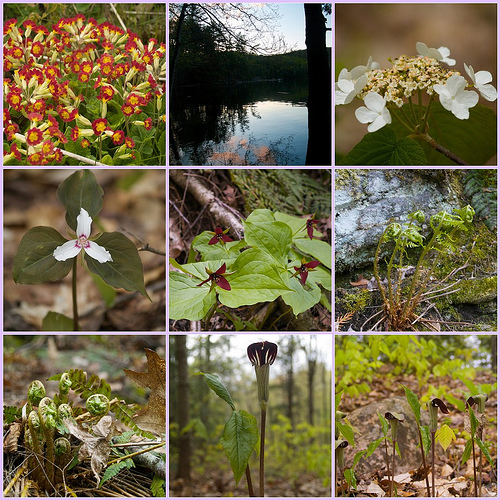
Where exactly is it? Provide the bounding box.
[169,81,309,166]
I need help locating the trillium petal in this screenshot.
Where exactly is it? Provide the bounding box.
[53,239,82,261]
[76,208,92,238]
[84,241,113,263]
[216,275,231,290]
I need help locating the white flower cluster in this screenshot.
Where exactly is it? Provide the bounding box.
[335,42,498,132]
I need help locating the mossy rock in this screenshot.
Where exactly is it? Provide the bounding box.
[450,276,497,305]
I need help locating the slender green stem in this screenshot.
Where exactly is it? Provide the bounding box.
[393,108,415,133]
[72,258,79,331]
[411,132,469,165]
[259,408,266,497]
[472,437,478,497]
[420,97,434,132]
[431,431,435,498]
[408,96,418,125]
[391,438,397,497]
[384,438,391,490]
[416,422,431,497]
[418,90,423,123]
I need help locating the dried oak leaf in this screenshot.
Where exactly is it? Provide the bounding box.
[64,416,114,483]
[124,348,166,435]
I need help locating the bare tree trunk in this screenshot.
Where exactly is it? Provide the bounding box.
[304,4,331,166]
[176,335,191,480]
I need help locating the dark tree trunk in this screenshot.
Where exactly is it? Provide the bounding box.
[307,357,317,426]
[176,335,191,480]
[169,3,188,105]
[304,4,331,166]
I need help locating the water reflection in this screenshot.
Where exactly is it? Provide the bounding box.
[170,81,308,165]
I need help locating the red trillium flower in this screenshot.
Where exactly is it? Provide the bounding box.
[247,341,278,367]
[306,215,319,240]
[293,258,320,285]
[196,263,231,291]
[208,227,233,245]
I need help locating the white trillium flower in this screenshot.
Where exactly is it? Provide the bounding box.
[433,74,479,120]
[335,70,368,105]
[355,92,392,132]
[464,63,498,101]
[416,42,456,66]
[53,208,113,263]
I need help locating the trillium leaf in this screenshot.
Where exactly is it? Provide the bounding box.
[243,220,292,267]
[245,208,275,223]
[274,211,323,240]
[42,311,75,331]
[218,249,292,308]
[220,410,259,485]
[169,272,216,320]
[56,170,104,231]
[281,272,321,315]
[13,227,73,284]
[191,231,245,261]
[85,232,150,299]
[293,238,332,269]
[340,128,427,165]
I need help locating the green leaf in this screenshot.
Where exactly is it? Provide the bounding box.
[475,437,494,467]
[217,249,292,308]
[293,238,332,269]
[402,385,421,424]
[336,422,354,446]
[196,372,236,410]
[436,424,455,451]
[344,468,357,490]
[391,103,496,165]
[280,272,321,315]
[365,436,384,457]
[84,232,150,299]
[220,410,259,485]
[90,272,117,308]
[335,391,343,412]
[444,393,465,412]
[245,209,275,223]
[274,211,322,240]
[13,227,73,284]
[169,272,216,320]
[191,231,245,261]
[158,131,166,157]
[99,458,134,487]
[56,170,104,231]
[151,475,166,497]
[86,96,101,116]
[243,220,292,267]
[100,154,114,165]
[353,451,366,467]
[42,311,75,331]
[340,128,427,165]
[461,438,473,465]
[468,406,479,436]
[377,412,389,436]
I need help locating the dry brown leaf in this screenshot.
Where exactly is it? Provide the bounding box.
[4,422,22,453]
[64,416,114,483]
[124,349,166,435]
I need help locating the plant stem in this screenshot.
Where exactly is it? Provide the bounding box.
[431,431,435,497]
[416,424,431,497]
[472,437,478,497]
[391,438,396,496]
[259,408,266,497]
[72,257,79,331]
[410,132,469,165]
[384,438,391,492]
[245,464,255,497]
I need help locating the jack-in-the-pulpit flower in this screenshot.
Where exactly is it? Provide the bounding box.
[293,258,320,285]
[247,341,278,406]
[464,64,498,102]
[433,74,479,120]
[416,42,456,66]
[335,70,368,105]
[355,92,392,132]
[196,263,231,291]
[53,208,113,263]
[208,227,233,245]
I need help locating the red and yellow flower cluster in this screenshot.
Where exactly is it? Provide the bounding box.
[3,14,166,165]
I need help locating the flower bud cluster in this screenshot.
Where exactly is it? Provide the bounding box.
[359,55,459,107]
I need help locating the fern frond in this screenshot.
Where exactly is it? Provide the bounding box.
[99,458,134,487]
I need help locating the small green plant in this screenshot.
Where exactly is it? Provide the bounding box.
[463,394,494,497]
[4,350,166,496]
[385,411,404,496]
[367,205,475,331]
[12,169,150,331]
[169,209,331,330]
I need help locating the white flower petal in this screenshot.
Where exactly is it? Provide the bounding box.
[474,70,493,86]
[463,63,475,83]
[478,83,497,102]
[355,106,378,124]
[85,241,113,263]
[364,91,386,112]
[53,240,82,261]
[76,208,92,238]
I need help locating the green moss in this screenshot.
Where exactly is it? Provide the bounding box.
[334,169,364,189]
[340,289,371,314]
[451,276,497,305]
